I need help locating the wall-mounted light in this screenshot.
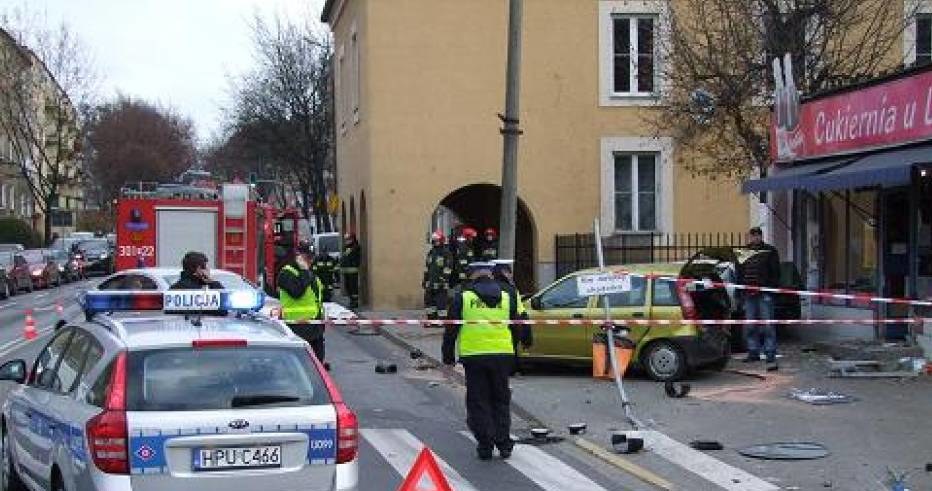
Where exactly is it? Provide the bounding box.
[922,169,929,178]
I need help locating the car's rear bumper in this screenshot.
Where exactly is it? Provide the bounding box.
[336,460,358,490]
[674,330,729,367]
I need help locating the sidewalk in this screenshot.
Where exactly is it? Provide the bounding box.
[361,309,932,491]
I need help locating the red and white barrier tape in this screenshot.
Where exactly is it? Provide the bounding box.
[303,318,932,327]
[636,273,932,308]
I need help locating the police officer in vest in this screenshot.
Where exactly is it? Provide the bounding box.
[442,262,531,460]
[278,242,328,367]
[491,259,532,375]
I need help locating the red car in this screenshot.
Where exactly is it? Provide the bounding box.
[13,250,60,290]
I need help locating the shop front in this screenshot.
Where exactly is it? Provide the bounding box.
[745,63,932,346]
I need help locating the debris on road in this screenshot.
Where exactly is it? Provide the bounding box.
[374,361,398,374]
[664,381,691,398]
[568,423,587,435]
[738,442,829,460]
[611,432,644,454]
[788,387,856,405]
[690,440,724,451]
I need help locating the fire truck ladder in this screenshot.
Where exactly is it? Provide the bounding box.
[222,184,249,277]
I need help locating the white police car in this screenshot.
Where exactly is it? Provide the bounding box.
[0,289,358,491]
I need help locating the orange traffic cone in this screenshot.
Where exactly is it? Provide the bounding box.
[23,310,37,340]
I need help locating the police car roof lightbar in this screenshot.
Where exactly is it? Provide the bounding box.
[82,290,264,316]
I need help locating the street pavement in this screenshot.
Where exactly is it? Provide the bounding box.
[369,310,932,491]
[0,283,660,490]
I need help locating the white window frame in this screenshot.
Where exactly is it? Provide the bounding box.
[600,136,674,234]
[351,21,360,125]
[599,1,670,107]
[0,183,6,209]
[337,43,346,135]
[905,1,932,64]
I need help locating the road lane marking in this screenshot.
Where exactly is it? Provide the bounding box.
[34,293,48,299]
[0,303,16,310]
[361,429,479,491]
[458,431,608,491]
[573,437,673,490]
[632,430,779,491]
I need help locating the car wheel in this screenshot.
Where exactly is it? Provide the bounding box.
[26,281,33,294]
[642,340,688,382]
[1,426,27,491]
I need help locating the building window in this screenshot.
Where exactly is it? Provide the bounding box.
[614,153,657,232]
[51,210,73,227]
[599,1,668,107]
[601,137,673,234]
[612,16,656,95]
[351,25,360,123]
[918,14,932,65]
[337,44,346,133]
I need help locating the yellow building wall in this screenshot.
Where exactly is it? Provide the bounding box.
[332,0,750,309]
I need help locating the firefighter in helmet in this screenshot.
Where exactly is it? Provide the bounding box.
[340,233,362,309]
[481,227,499,261]
[313,248,338,302]
[453,227,478,287]
[423,230,453,320]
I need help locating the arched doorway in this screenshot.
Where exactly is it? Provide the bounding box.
[434,184,537,293]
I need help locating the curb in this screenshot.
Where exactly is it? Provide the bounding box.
[373,319,675,490]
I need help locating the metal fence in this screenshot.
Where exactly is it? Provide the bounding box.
[554,232,747,277]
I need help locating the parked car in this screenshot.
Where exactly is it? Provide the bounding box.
[76,238,113,276]
[312,232,342,260]
[0,244,24,253]
[14,249,60,289]
[6,253,33,293]
[522,262,732,381]
[0,252,15,299]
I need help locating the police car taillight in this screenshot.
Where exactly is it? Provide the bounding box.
[306,347,358,463]
[87,352,129,474]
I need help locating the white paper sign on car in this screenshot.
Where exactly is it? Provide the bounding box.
[164,290,222,311]
[576,272,632,296]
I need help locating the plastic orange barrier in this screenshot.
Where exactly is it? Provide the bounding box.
[592,333,634,380]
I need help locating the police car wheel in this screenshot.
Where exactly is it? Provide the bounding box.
[1,427,26,491]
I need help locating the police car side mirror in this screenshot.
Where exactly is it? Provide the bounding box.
[0,360,27,384]
[54,320,67,331]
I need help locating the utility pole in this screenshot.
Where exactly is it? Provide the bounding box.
[498,0,523,261]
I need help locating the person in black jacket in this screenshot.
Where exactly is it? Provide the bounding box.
[735,227,781,369]
[170,252,224,290]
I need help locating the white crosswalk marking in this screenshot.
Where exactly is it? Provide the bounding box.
[361,428,479,491]
[458,431,608,491]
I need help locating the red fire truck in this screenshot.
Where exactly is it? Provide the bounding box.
[114,182,300,293]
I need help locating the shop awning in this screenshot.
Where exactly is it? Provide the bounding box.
[743,143,932,194]
[800,144,932,192]
[742,157,852,194]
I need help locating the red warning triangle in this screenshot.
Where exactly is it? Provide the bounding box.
[397,447,454,491]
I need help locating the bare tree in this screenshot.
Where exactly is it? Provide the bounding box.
[226,14,335,232]
[0,10,98,243]
[86,96,198,209]
[652,0,917,178]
